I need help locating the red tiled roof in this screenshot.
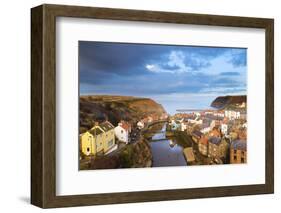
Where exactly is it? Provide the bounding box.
[210,128,221,137]
[199,136,208,145]
[119,121,131,131]
[222,117,229,124]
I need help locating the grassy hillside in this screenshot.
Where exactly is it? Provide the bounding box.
[79,95,166,133]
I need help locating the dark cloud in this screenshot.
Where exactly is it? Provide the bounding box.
[79,42,230,83]
[79,41,246,97]
[79,41,172,83]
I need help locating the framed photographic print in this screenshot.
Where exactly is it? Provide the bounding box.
[31,4,274,208]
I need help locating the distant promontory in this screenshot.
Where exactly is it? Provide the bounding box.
[211,95,247,109]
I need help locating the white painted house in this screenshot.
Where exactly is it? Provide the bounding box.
[239,102,246,108]
[214,112,225,117]
[114,121,132,144]
[178,119,187,131]
[188,118,202,125]
[137,120,145,129]
[242,122,247,128]
[221,123,228,135]
[225,110,240,120]
[201,126,211,134]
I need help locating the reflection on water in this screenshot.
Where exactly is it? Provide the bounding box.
[149,123,187,167]
[151,123,167,141]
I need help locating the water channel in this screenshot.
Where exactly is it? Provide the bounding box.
[149,123,187,167]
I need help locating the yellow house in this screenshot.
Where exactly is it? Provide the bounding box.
[80,121,115,156]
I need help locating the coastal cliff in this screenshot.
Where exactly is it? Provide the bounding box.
[211,95,246,109]
[80,95,166,133]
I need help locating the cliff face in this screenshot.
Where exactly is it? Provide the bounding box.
[79,95,166,133]
[211,95,246,109]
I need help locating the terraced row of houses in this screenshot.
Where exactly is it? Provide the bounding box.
[80,113,165,157]
[80,120,132,156]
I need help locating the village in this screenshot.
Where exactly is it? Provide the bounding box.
[169,101,247,165]
[79,101,247,168]
[79,113,168,160]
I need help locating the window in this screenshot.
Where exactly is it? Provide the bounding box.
[87,147,90,152]
[108,139,114,147]
[234,156,237,161]
[234,150,237,154]
[97,141,102,147]
[121,130,124,134]
[241,157,244,163]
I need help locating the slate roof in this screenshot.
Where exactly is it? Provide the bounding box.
[88,121,114,136]
[192,130,203,138]
[119,121,131,131]
[199,136,208,145]
[231,139,247,151]
[89,127,103,136]
[208,136,221,145]
[99,121,114,131]
[202,118,211,126]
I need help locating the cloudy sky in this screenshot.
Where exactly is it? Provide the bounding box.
[79,41,247,114]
